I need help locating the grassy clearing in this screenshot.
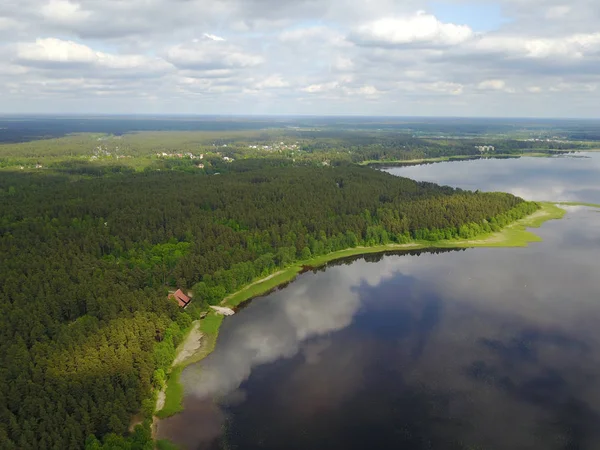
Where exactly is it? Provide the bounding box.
[433,203,566,248]
[224,267,302,308]
[155,439,180,450]
[191,313,224,363]
[155,202,565,425]
[222,244,429,308]
[155,367,184,419]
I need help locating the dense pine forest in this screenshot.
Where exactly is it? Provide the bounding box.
[0,163,539,449]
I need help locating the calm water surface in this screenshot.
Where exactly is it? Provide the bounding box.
[159,155,600,450]
[385,152,600,203]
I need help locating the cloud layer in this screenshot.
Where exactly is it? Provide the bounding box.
[2,0,600,115]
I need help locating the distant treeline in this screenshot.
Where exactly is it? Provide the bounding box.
[0,164,538,449]
[2,116,600,144]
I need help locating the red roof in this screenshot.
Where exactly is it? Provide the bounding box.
[169,289,191,307]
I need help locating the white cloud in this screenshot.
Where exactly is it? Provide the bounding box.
[203,33,226,42]
[15,38,172,75]
[3,0,600,114]
[354,85,381,97]
[332,56,354,71]
[302,82,339,93]
[165,40,264,70]
[477,79,506,90]
[353,12,474,47]
[424,81,464,95]
[41,0,91,23]
[17,38,98,65]
[472,33,600,60]
[254,74,290,89]
[549,82,597,92]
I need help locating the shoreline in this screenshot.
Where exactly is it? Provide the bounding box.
[154,201,567,435]
[554,201,600,209]
[360,151,588,167]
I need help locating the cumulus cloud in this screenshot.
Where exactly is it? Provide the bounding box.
[352,12,474,47]
[15,38,172,76]
[16,38,98,66]
[472,33,600,60]
[2,0,600,114]
[165,40,263,70]
[41,0,91,23]
[203,33,225,42]
[477,79,508,91]
[302,82,339,93]
[254,74,290,89]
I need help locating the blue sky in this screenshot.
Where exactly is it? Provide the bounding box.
[429,1,509,31]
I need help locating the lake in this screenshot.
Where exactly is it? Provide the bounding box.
[158,154,600,450]
[384,152,600,204]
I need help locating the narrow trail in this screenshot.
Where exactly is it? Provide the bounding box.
[221,270,285,305]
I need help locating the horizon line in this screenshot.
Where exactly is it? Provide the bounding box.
[0,113,599,121]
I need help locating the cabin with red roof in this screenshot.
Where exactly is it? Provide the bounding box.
[169,289,191,308]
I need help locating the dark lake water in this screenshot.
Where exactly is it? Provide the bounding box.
[159,154,600,450]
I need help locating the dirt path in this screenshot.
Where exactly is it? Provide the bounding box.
[221,270,285,304]
[156,390,166,411]
[172,320,203,367]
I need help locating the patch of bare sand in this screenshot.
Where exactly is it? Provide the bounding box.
[173,321,204,366]
[156,389,166,412]
[210,306,235,316]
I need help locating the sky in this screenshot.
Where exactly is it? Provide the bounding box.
[1,0,600,116]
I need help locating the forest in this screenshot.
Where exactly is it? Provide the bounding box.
[0,162,539,449]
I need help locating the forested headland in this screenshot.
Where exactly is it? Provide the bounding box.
[0,163,540,449]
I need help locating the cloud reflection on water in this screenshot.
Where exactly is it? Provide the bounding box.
[385,153,600,203]
[179,255,407,399]
[160,203,600,449]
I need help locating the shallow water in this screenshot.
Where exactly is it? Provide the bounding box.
[158,155,600,450]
